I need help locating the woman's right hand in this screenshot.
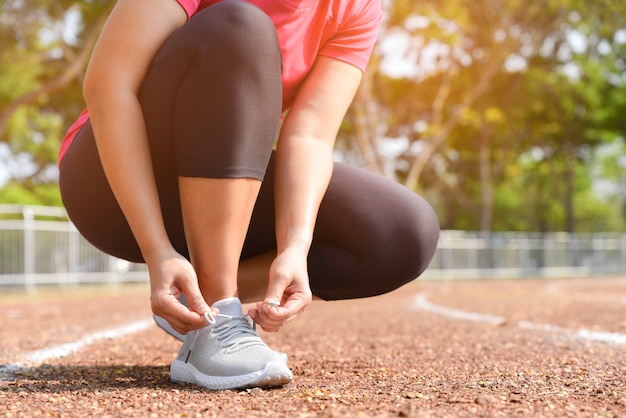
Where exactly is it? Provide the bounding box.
[145,247,216,335]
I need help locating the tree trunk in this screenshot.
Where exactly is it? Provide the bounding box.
[478,119,493,232]
[564,150,575,233]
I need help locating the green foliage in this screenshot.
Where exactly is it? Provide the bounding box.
[0,181,62,207]
[0,0,114,204]
[574,189,625,231]
[359,0,626,232]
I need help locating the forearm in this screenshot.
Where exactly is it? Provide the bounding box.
[273,58,362,255]
[88,94,171,258]
[274,134,333,254]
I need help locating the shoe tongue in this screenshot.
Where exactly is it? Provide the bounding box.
[212,297,242,317]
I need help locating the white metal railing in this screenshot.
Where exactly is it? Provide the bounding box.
[0,205,148,291]
[0,205,625,289]
[421,230,626,279]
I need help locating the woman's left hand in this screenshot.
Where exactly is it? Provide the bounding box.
[248,249,312,332]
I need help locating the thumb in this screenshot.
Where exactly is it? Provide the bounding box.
[180,282,212,320]
[263,283,285,309]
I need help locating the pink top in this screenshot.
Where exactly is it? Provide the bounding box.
[58,0,381,164]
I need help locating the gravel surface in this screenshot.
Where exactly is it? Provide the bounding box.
[1,278,625,417]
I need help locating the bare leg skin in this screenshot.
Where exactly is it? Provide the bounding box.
[237,251,275,303]
[178,176,261,305]
[237,251,322,304]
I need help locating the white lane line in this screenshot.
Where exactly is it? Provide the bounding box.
[414,293,626,345]
[0,318,154,380]
[517,321,626,345]
[414,294,506,325]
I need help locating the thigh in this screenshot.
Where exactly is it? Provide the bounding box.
[308,162,440,300]
[59,122,144,261]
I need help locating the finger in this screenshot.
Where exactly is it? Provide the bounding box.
[248,309,282,332]
[178,281,211,318]
[248,304,281,332]
[251,301,306,332]
[255,313,299,333]
[260,296,307,319]
[248,307,258,322]
[263,275,291,309]
[152,293,202,329]
[165,286,217,332]
[168,305,205,333]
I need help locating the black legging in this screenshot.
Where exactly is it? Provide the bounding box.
[59,1,440,300]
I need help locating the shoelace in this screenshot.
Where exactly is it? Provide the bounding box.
[212,315,262,350]
[185,314,261,362]
[203,310,218,324]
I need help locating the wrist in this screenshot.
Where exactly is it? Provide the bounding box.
[141,243,178,265]
[276,228,312,254]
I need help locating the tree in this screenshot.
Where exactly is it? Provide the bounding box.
[0,0,112,205]
[345,0,626,232]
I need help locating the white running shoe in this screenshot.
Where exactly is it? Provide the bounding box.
[154,296,289,363]
[170,297,292,390]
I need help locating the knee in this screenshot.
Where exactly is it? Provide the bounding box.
[358,192,440,282]
[399,197,440,279]
[192,1,279,55]
[215,1,274,33]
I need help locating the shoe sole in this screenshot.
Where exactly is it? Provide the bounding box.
[170,359,293,390]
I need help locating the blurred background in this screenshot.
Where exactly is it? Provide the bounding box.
[1,0,625,289]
